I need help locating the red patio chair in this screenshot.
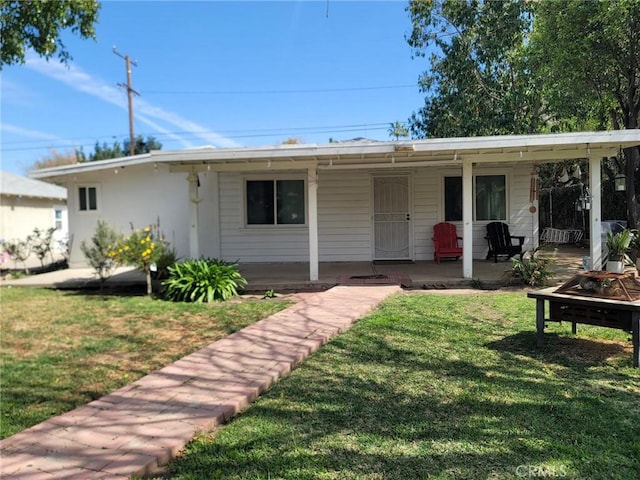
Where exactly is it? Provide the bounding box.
[432,222,463,264]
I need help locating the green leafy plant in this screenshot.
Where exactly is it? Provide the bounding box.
[509,250,555,287]
[163,258,248,303]
[470,278,484,289]
[263,289,276,299]
[80,220,123,289]
[605,229,634,264]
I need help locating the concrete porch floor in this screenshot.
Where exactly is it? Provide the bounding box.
[239,245,586,292]
[0,245,588,292]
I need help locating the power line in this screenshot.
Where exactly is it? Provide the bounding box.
[1,124,392,153]
[1,123,391,147]
[143,84,416,95]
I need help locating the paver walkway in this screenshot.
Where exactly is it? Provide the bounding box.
[0,285,401,479]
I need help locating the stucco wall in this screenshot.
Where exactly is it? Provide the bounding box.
[0,196,65,242]
[65,164,190,267]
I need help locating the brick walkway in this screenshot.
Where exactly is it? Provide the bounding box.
[0,285,401,479]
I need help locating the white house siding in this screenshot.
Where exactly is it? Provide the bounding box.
[62,161,536,267]
[413,167,441,261]
[401,163,534,261]
[318,170,371,262]
[210,163,535,264]
[66,165,191,267]
[508,165,536,252]
[213,163,534,264]
[217,172,310,262]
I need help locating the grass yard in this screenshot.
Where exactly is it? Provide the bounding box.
[0,287,290,439]
[162,292,640,480]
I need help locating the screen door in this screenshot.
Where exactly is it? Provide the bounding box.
[373,176,411,259]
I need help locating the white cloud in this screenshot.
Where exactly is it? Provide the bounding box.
[1,123,66,141]
[0,79,38,107]
[24,55,242,149]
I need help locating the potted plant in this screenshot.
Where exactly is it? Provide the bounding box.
[605,229,634,273]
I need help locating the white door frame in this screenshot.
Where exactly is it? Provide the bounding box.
[371,174,413,260]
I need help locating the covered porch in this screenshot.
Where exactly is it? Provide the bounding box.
[238,245,585,292]
[164,130,640,283]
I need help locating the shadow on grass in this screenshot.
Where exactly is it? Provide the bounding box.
[487,331,631,368]
[166,321,640,479]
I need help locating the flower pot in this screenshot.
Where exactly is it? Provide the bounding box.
[606,260,624,274]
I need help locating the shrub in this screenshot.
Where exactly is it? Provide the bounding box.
[163,258,247,303]
[109,222,174,296]
[27,227,56,267]
[508,250,555,287]
[81,220,123,288]
[2,239,31,273]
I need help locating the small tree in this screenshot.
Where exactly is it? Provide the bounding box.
[388,121,409,141]
[2,239,31,273]
[111,223,173,296]
[28,227,56,267]
[57,234,71,264]
[80,220,123,290]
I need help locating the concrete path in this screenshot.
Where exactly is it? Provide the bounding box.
[0,285,401,479]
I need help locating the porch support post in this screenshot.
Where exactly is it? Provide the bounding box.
[308,164,319,281]
[462,158,473,279]
[532,168,540,250]
[589,155,603,270]
[187,170,200,259]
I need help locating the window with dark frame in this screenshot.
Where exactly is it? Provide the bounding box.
[246,179,305,225]
[78,186,98,211]
[444,176,463,221]
[443,174,506,221]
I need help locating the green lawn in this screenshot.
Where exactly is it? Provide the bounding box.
[0,287,290,439]
[163,292,640,480]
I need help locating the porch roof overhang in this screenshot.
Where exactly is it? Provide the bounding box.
[30,130,640,181]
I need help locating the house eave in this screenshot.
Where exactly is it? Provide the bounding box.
[29,130,640,179]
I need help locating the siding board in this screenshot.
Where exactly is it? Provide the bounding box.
[217,164,536,263]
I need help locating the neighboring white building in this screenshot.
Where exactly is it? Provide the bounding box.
[31,131,640,280]
[1,171,68,263]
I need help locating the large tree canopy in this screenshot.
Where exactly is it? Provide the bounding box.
[0,0,100,69]
[407,0,640,226]
[406,0,541,138]
[529,0,640,226]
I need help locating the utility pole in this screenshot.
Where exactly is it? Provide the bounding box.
[113,47,140,156]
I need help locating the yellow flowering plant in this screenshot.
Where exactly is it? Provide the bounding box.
[110,222,175,295]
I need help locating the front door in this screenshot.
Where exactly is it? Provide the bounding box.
[373,176,411,260]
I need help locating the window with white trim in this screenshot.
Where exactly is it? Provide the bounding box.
[475,174,506,221]
[246,179,305,225]
[78,186,98,212]
[54,209,63,229]
[443,174,507,221]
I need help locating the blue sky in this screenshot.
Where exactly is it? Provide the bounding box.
[1,1,426,175]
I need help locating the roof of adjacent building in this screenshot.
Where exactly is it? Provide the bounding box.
[1,170,67,200]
